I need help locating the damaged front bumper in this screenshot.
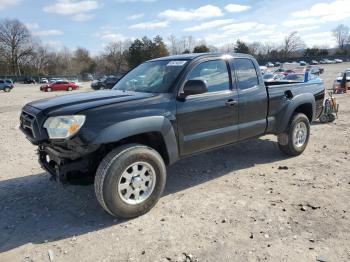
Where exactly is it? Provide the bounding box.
[38,144,99,183]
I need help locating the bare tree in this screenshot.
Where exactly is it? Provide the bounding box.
[332,24,350,50]
[103,40,130,75]
[281,31,305,58]
[0,18,34,76]
[72,47,96,75]
[167,35,178,55]
[219,43,236,53]
[29,44,51,75]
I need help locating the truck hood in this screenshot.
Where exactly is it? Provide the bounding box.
[27,90,155,115]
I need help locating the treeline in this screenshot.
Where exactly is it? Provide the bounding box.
[1,18,349,78]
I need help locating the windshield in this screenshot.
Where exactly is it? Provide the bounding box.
[113,60,188,93]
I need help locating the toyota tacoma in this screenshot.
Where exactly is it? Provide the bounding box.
[20,53,325,218]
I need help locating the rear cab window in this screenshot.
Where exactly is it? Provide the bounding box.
[232,59,259,89]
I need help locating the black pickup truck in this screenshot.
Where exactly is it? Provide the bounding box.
[20,53,325,218]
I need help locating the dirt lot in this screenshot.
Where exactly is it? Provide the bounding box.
[1,64,349,262]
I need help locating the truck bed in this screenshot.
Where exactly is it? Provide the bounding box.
[265,81,325,134]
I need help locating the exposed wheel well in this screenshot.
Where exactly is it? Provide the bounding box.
[294,103,313,122]
[103,132,169,165]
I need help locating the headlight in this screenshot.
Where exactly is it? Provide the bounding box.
[44,115,86,139]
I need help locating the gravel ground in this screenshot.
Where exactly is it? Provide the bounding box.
[0,64,349,262]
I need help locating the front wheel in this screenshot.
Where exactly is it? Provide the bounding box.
[4,87,10,92]
[67,86,73,91]
[94,144,166,218]
[278,113,310,156]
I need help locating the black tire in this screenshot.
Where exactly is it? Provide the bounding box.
[4,87,10,92]
[278,113,310,156]
[328,114,336,122]
[47,87,52,92]
[319,114,329,123]
[94,144,166,218]
[67,86,73,91]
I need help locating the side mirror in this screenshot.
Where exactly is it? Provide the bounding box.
[180,80,208,98]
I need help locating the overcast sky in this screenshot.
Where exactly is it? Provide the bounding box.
[0,0,349,54]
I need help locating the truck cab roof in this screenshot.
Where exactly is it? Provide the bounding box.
[149,53,254,62]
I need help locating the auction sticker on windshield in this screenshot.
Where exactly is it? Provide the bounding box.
[167,61,187,66]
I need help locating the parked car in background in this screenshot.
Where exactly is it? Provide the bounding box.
[334,59,343,63]
[299,61,307,66]
[91,76,120,90]
[23,77,35,84]
[311,60,319,65]
[91,77,107,90]
[274,68,286,73]
[82,73,94,81]
[70,78,83,88]
[283,69,296,76]
[50,78,62,83]
[0,79,14,92]
[259,66,268,74]
[40,78,49,84]
[320,59,336,64]
[263,73,283,82]
[309,66,324,75]
[282,73,305,82]
[274,62,281,67]
[333,70,350,91]
[273,68,296,76]
[263,73,276,82]
[280,73,322,84]
[40,81,79,92]
[266,62,274,67]
[102,76,120,89]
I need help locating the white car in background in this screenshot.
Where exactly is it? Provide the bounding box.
[50,78,62,83]
[70,79,83,88]
[40,78,49,84]
[333,70,350,91]
[334,59,343,63]
[259,66,268,74]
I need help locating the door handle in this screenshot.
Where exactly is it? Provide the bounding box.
[225,100,237,107]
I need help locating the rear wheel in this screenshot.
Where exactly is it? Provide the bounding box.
[67,86,73,91]
[94,144,166,218]
[278,113,310,156]
[4,87,10,92]
[47,87,52,92]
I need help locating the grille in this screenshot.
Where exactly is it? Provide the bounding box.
[20,111,36,139]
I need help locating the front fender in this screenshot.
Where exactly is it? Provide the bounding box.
[92,116,179,164]
[274,93,316,134]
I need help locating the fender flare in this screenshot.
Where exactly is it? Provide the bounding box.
[275,93,316,134]
[92,116,179,164]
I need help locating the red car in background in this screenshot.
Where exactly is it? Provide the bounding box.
[40,81,78,92]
